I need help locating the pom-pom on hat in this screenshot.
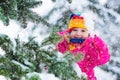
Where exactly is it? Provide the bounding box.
[68,13,87,30]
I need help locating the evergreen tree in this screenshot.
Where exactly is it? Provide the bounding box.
[0,1,87,79]
[0,0,50,28]
[0,28,86,80]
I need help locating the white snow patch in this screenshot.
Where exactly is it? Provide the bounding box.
[27,72,60,80]
[95,67,117,80]
[0,47,6,56]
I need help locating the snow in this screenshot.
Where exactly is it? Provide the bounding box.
[12,60,29,71]
[98,0,108,5]
[95,67,117,80]
[0,0,118,80]
[0,47,5,56]
[72,63,117,80]
[72,63,86,78]
[0,75,7,80]
[31,0,55,16]
[26,72,60,80]
[39,73,60,80]
[0,20,21,39]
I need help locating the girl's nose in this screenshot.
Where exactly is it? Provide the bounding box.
[76,32,82,38]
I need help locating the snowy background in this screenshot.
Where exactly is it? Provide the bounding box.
[0,0,120,80]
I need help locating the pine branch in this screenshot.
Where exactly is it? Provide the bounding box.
[0,0,44,28]
[24,10,50,26]
[41,27,61,47]
[67,0,72,3]
[23,0,42,8]
[40,27,86,80]
[0,6,9,26]
[0,0,17,25]
[26,74,41,80]
[0,34,13,58]
[0,28,86,80]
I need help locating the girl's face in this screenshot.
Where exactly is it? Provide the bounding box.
[69,28,89,39]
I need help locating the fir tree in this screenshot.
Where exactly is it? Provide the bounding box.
[0,0,50,28]
[0,0,87,80]
[0,28,87,80]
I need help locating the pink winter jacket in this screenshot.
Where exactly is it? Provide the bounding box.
[57,35,110,80]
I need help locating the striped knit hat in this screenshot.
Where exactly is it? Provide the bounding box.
[68,13,88,31]
[57,12,95,36]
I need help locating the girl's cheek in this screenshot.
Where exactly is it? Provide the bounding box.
[84,34,89,39]
[69,33,74,38]
[69,35,73,38]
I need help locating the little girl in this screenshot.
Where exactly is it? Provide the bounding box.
[57,13,110,80]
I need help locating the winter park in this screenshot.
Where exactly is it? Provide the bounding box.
[0,0,120,80]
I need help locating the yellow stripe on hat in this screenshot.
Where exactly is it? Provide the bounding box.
[68,15,87,30]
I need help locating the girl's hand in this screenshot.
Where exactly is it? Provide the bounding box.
[63,33,70,43]
[57,30,70,43]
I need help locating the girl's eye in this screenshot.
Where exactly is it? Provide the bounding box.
[81,30,85,32]
[73,29,77,31]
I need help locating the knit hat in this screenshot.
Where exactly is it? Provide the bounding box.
[57,12,95,36]
[68,13,87,31]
